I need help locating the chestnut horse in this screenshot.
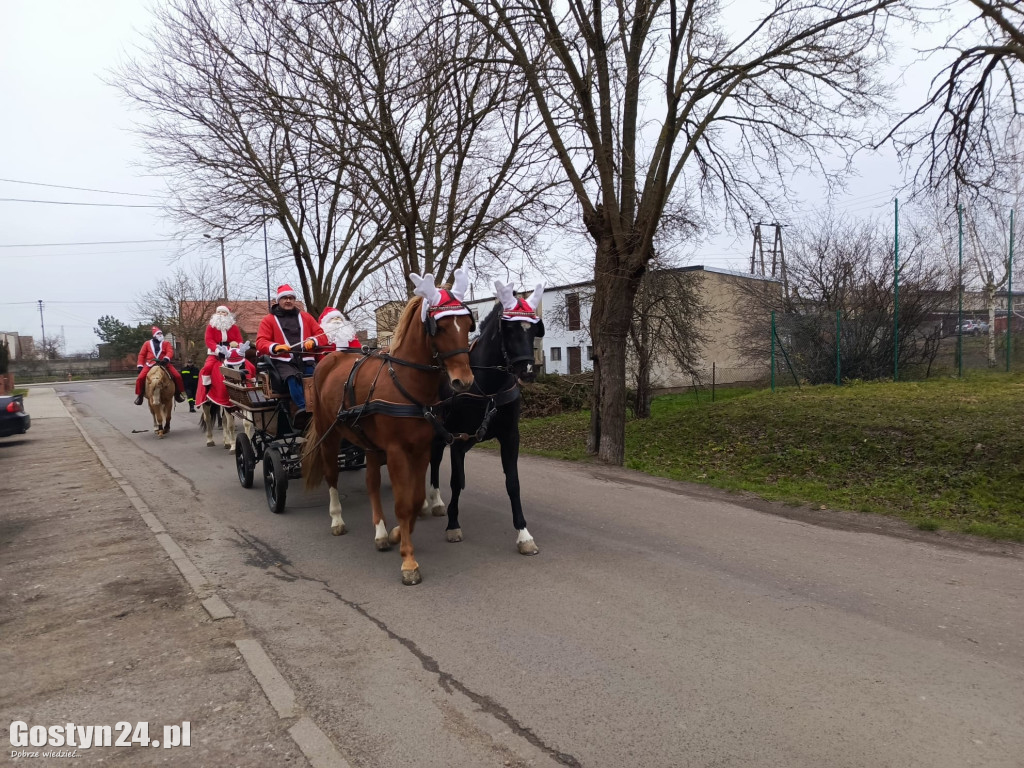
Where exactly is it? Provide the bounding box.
[302,289,475,585]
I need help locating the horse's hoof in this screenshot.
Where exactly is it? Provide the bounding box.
[331,523,347,536]
[206,439,215,447]
[518,539,540,556]
[401,568,422,586]
[417,503,430,519]
[446,529,463,543]
[431,503,446,517]
[388,526,401,544]
[374,537,391,551]
[224,443,232,451]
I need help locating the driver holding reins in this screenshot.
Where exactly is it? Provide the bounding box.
[255,284,328,420]
[133,326,186,406]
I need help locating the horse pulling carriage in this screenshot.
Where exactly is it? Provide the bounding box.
[222,349,365,513]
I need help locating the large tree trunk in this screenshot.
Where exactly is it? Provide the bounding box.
[589,239,644,464]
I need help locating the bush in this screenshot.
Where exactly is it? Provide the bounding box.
[520,372,593,417]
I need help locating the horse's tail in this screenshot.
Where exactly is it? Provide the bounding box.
[301,414,325,490]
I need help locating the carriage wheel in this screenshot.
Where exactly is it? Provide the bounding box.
[263,447,288,514]
[236,433,255,488]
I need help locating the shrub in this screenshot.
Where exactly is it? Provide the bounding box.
[520,373,593,417]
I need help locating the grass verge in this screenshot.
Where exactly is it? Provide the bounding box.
[517,374,1024,541]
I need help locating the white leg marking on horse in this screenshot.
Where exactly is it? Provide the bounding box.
[374,520,391,550]
[329,487,346,536]
[426,486,445,516]
[517,527,539,555]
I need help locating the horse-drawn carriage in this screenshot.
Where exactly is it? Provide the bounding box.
[222,350,365,513]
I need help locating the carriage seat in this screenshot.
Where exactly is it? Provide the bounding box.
[255,357,285,396]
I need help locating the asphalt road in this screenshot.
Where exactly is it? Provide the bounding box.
[50,379,1024,768]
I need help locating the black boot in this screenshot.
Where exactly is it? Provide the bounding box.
[134,394,144,406]
[174,392,185,403]
[188,402,196,413]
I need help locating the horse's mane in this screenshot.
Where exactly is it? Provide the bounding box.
[390,296,425,349]
[477,302,503,342]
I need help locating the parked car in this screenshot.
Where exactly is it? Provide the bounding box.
[975,320,990,334]
[955,320,981,336]
[0,394,30,437]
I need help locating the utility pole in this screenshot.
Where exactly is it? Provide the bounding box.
[751,222,788,299]
[204,234,228,301]
[37,300,46,357]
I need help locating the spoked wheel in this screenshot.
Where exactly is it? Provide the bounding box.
[235,433,255,488]
[263,446,288,514]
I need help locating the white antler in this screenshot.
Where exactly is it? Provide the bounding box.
[494,280,517,311]
[411,272,441,321]
[525,282,545,312]
[451,268,470,302]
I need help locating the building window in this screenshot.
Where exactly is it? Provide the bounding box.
[549,347,562,362]
[587,345,594,360]
[567,292,581,331]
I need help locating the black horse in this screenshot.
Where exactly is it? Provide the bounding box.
[423,288,545,554]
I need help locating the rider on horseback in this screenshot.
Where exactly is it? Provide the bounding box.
[133,326,186,406]
[255,285,328,421]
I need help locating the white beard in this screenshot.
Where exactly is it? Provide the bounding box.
[209,313,235,332]
[323,317,355,347]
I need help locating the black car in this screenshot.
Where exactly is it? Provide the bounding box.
[0,394,30,437]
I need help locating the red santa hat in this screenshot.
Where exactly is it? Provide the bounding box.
[319,306,343,324]
[411,268,472,322]
[276,284,297,301]
[494,281,544,323]
[152,326,163,336]
[224,346,247,366]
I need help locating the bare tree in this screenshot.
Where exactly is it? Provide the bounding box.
[115,0,393,315]
[888,0,1024,198]
[733,213,955,382]
[457,0,904,463]
[628,265,709,418]
[132,263,225,361]
[282,0,565,294]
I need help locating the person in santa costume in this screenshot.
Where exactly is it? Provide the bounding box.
[205,304,244,358]
[317,306,361,359]
[134,326,186,405]
[255,284,327,417]
[197,342,255,408]
[195,305,245,410]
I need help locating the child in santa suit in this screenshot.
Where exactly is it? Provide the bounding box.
[134,327,186,405]
[197,342,254,409]
[317,307,361,359]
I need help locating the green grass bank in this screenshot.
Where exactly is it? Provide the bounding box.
[517,373,1024,541]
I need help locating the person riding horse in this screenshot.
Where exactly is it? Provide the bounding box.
[133,326,185,406]
[255,284,328,423]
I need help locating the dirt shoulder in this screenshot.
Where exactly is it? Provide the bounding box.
[0,409,309,766]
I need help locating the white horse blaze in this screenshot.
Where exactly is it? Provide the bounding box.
[329,487,344,530]
[374,521,387,541]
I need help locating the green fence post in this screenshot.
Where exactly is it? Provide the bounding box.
[1008,209,1015,373]
[893,198,899,382]
[771,311,776,393]
[836,309,841,386]
[958,204,963,378]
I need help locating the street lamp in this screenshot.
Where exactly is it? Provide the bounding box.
[203,234,228,301]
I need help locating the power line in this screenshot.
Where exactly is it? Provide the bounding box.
[0,239,182,248]
[0,198,161,208]
[0,177,162,199]
[3,247,176,259]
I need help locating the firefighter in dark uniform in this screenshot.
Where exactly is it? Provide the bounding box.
[180,358,199,413]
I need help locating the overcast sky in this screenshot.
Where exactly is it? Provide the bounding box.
[2,0,934,354]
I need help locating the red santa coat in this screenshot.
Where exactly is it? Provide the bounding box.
[196,358,257,408]
[256,311,327,363]
[205,323,244,356]
[137,337,175,368]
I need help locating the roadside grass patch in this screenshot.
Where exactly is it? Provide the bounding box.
[517,374,1024,540]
